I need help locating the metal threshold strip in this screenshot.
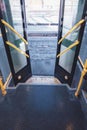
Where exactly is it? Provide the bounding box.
[25,76,61,85]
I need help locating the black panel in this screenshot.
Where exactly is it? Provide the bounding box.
[55,65,72,85]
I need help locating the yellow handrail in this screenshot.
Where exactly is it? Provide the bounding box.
[0,78,7,95]
[57,40,79,58]
[6,41,29,58]
[0,72,12,95]
[58,19,85,44]
[4,72,12,89]
[1,19,28,45]
[78,56,84,68]
[75,59,87,97]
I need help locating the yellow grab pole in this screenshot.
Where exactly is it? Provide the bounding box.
[0,73,12,95]
[78,56,84,68]
[75,59,87,97]
[1,19,28,45]
[4,73,12,89]
[58,19,85,44]
[57,40,79,58]
[0,78,7,95]
[6,41,29,58]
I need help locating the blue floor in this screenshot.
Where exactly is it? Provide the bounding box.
[0,84,87,130]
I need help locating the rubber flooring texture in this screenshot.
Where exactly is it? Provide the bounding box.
[0,85,86,130]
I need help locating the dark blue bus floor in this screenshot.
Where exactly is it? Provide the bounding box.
[0,84,87,130]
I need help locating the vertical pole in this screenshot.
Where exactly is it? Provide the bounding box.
[75,59,87,97]
[0,78,7,95]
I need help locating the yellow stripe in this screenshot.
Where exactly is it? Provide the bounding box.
[1,19,28,45]
[57,40,79,58]
[6,41,29,58]
[58,19,85,44]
